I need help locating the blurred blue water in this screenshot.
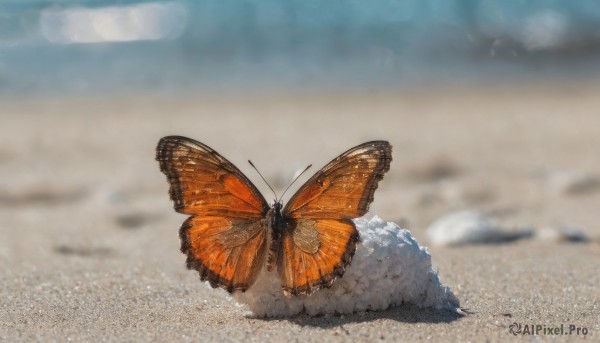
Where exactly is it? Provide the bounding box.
[1,0,600,94]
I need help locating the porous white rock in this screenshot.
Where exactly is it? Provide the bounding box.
[232,216,459,317]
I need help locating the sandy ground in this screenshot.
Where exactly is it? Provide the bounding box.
[1,84,599,341]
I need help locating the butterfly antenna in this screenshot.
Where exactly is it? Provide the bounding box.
[248,160,278,200]
[280,164,312,201]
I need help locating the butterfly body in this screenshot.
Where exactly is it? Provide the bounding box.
[157,136,392,296]
[265,201,284,272]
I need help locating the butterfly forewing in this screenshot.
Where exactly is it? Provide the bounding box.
[156,136,269,292]
[279,141,392,295]
[283,141,392,219]
[156,136,268,218]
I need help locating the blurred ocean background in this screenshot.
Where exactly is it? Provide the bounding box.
[2,0,600,95]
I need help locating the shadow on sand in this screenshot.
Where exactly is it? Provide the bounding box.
[252,303,465,328]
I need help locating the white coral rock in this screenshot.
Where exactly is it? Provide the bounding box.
[232,216,458,317]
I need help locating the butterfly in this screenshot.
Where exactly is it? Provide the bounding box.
[156,136,392,296]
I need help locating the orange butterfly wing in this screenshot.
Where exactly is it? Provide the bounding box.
[156,136,269,292]
[279,141,392,295]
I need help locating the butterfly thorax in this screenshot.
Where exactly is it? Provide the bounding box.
[265,201,284,272]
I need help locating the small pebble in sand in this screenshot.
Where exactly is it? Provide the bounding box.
[426,210,532,246]
[542,171,600,196]
[538,225,590,243]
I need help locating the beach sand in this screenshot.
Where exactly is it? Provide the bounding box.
[1,84,599,341]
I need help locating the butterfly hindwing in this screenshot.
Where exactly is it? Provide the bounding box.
[180,216,267,292]
[156,136,270,292]
[278,218,359,295]
[278,141,392,295]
